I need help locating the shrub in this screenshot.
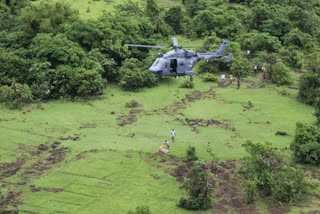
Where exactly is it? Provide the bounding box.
[241,179,257,204]
[202,73,218,82]
[178,164,213,210]
[127,205,151,214]
[125,100,141,108]
[269,61,293,85]
[230,57,251,77]
[185,146,198,162]
[290,122,320,164]
[120,69,156,91]
[180,80,194,88]
[240,140,313,204]
[271,167,313,204]
[0,83,33,108]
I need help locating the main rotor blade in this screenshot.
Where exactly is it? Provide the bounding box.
[172,37,179,48]
[182,45,220,48]
[124,44,168,49]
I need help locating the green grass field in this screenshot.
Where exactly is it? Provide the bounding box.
[1,72,319,213]
[34,0,181,20]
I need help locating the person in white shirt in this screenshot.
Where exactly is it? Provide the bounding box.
[171,129,176,142]
[247,50,250,59]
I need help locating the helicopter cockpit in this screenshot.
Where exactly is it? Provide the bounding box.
[149,58,166,73]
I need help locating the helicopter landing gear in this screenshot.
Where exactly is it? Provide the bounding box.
[190,77,193,81]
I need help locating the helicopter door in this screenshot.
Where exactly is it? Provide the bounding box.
[177,59,186,73]
[170,59,177,73]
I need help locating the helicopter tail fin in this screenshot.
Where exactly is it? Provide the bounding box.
[217,39,228,56]
[225,53,232,63]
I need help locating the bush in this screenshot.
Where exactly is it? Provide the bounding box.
[127,205,151,214]
[185,146,198,162]
[202,73,218,82]
[298,73,320,105]
[0,83,33,108]
[180,80,194,88]
[269,61,293,85]
[119,68,156,91]
[178,164,213,210]
[125,100,141,108]
[230,57,251,77]
[271,167,313,204]
[241,179,257,204]
[240,140,313,204]
[290,122,320,164]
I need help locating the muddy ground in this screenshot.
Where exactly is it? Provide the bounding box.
[0,142,69,213]
[147,153,320,214]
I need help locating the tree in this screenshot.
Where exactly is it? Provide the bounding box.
[164,6,184,34]
[238,32,281,53]
[262,17,291,39]
[145,0,159,19]
[178,164,213,210]
[268,60,293,85]
[0,83,33,108]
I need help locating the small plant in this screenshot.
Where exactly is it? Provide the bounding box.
[185,146,198,162]
[180,80,194,88]
[86,6,90,12]
[202,73,218,82]
[127,205,151,214]
[125,100,141,108]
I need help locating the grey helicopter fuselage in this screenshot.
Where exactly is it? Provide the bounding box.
[149,49,199,77]
[149,40,231,78]
[125,38,232,81]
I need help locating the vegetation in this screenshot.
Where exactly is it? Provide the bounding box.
[291,122,320,164]
[1,0,320,213]
[185,146,198,162]
[180,80,194,88]
[240,141,314,204]
[202,73,218,82]
[127,205,151,214]
[178,164,213,210]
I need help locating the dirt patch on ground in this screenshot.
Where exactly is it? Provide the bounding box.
[30,185,62,193]
[185,88,216,102]
[117,109,144,127]
[176,118,232,133]
[0,159,27,180]
[37,144,49,151]
[275,131,289,136]
[170,165,189,182]
[242,101,254,111]
[150,174,160,179]
[267,206,291,214]
[241,79,258,89]
[59,135,80,141]
[79,123,96,129]
[0,191,22,213]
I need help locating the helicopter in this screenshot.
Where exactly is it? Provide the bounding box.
[125,37,232,82]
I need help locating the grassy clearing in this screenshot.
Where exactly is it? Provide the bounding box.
[33,0,181,20]
[0,74,319,213]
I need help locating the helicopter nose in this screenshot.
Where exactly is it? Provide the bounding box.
[149,66,162,73]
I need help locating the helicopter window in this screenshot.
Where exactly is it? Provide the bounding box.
[154,59,160,65]
[180,62,184,66]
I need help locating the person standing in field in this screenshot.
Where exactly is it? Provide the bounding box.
[247,50,250,60]
[229,74,233,84]
[164,140,170,150]
[171,129,176,142]
[254,64,257,73]
[263,72,267,84]
[237,77,241,89]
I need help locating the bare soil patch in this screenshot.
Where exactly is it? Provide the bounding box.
[0,159,27,180]
[176,118,232,133]
[59,135,80,141]
[0,191,22,213]
[275,131,289,136]
[30,185,62,193]
[79,123,96,129]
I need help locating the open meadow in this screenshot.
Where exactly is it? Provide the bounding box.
[1,74,320,213]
